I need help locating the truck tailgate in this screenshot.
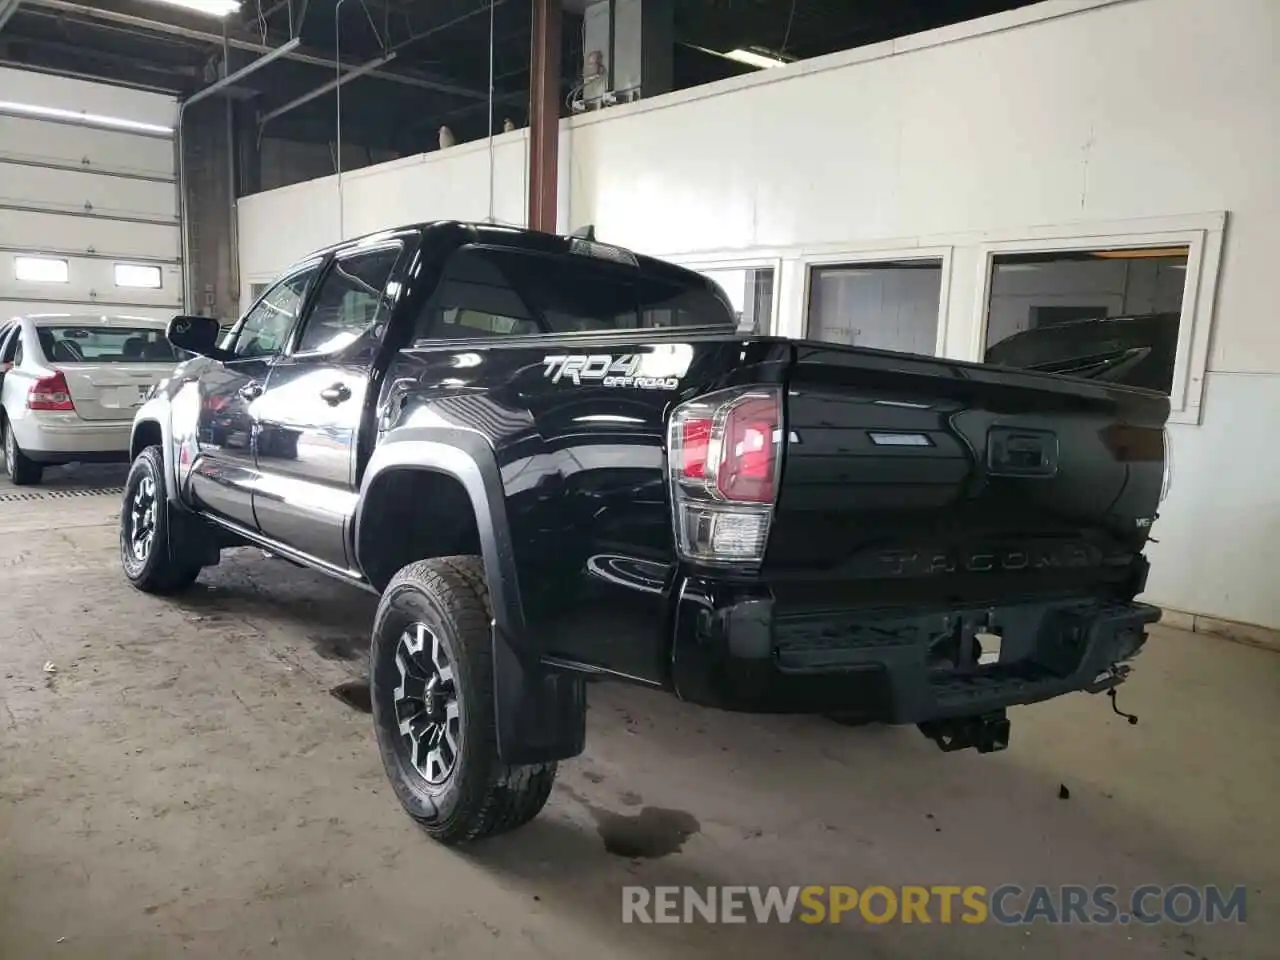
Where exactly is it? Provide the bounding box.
[768,342,1169,606]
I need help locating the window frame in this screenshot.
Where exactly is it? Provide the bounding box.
[223,258,323,361]
[800,246,954,355]
[968,213,1226,425]
[285,240,405,360]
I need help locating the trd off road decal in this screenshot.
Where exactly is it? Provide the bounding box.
[542,353,683,390]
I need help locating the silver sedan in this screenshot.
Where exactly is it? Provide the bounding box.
[0,314,181,485]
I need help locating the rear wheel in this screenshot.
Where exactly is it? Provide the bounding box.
[371,556,556,844]
[3,416,43,486]
[120,445,201,594]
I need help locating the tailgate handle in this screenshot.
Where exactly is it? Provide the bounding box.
[987,428,1059,478]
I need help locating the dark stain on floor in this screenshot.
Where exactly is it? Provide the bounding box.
[588,805,701,859]
[329,680,372,713]
[311,635,365,662]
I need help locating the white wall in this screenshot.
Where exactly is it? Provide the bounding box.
[237,133,531,296]
[237,0,1280,630]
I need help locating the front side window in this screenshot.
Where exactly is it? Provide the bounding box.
[0,324,16,364]
[294,245,402,355]
[414,246,733,343]
[231,266,318,359]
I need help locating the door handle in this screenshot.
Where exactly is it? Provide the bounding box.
[320,383,352,405]
[238,381,263,401]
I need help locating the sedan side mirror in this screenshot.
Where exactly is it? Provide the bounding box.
[168,315,233,362]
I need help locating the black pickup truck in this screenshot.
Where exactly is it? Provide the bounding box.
[122,222,1169,844]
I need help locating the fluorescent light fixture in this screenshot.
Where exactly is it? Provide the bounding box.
[15,256,69,284]
[722,48,789,69]
[142,0,242,16]
[0,99,173,135]
[115,264,163,289]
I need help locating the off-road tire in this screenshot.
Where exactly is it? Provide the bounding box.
[371,556,557,844]
[2,415,43,486]
[120,445,201,594]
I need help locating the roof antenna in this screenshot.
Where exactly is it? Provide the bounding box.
[570,224,596,241]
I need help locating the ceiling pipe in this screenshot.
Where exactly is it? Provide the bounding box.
[176,37,301,313]
[487,0,495,223]
[336,0,350,241]
[257,51,396,127]
[22,0,486,99]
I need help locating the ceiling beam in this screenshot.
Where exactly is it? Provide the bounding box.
[387,0,513,56]
[22,0,486,99]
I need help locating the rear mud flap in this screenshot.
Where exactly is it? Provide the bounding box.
[492,626,586,764]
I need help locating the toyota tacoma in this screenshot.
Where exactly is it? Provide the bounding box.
[121,221,1169,843]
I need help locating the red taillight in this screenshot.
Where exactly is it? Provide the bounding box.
[716,396,778,503]
[680,418,712,480]
[28,372,75,411]
[667,387,782,565]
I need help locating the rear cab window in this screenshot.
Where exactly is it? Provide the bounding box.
[414,244,734,343]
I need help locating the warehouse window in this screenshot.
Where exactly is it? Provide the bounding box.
[699,266,775,334]
[983,246,1189,395]
[807,259,944,355]
[15,256,69,284]
[114,263,163,289]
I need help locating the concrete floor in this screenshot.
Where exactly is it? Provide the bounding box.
[0,466,1276,959]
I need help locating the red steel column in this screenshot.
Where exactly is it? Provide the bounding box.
[527,0,561,233]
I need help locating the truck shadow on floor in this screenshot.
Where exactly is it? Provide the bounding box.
[177,549,377,664]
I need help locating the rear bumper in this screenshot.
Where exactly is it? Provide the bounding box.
[669,576,1160,723]
[10,413,132,462]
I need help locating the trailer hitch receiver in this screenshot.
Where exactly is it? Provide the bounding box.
[919,709,1011,754]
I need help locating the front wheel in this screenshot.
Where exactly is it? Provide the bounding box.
[120,445,201,594]
[370,556,556,844]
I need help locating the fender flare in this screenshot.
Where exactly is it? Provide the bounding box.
[129,395,179,503]
[355,427,585,765]
[354,427,526,641]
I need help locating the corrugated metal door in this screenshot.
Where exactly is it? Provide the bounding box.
[0,67,182,322]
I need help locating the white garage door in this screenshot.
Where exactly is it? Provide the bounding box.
[0,67,182,323]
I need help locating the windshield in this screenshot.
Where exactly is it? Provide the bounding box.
[35,325,181,364]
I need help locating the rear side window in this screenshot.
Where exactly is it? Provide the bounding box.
[414,246,732,343]
[34,325,179,363]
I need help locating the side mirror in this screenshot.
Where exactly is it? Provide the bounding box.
[167,315,233,361]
